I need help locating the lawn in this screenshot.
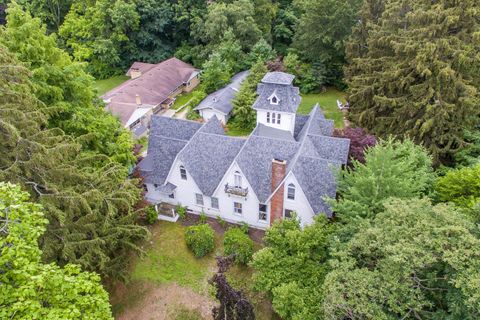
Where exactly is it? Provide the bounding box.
[171,89,198,110]
[93,75,129,96]
[109,220,276,320]
[299,87,346,128]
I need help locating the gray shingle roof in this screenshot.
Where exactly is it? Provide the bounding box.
[253,83,301,113]
[195,71,249,115]
[294,114,309,139]
[150,115,202,141]
[307,135,350,164]
[145,136,187,184]
[292,156,340,217]
[252,123,296,142]
[199,115,225,135]
[178,133,246,196]
[262,72,295,85]
[236,135,299,203]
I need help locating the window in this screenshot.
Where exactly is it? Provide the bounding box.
[234,202,243,215]
[259,204,267,221]
[195,193,204,206]
[272,112,276,124]
[266,112,270,123]
[234,171,242,188]
[169,193,175,199]
[211,197,219,209]
[180,165,187,180]
[287,183,296,200]
[154,184,159,188]
[284,209,294,219]
[271,96,278,104]
[277,113,281,124]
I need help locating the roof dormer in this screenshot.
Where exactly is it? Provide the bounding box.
[268,91,280,105]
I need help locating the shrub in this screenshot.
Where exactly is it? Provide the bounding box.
[185,224,215,258]
[145,206,157,225]
[223,228,254,264]
[217,215,228,229]
[240,222,249,234]
[199,211,207,224]
[176,204,187,220]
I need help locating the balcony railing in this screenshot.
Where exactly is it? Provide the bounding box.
[225,184,248,197]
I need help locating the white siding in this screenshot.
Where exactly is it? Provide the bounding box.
[199,109,228,124]
[281,173,315,227]
[256,109,295,134]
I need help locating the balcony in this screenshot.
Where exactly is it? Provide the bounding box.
[225,183,248,197]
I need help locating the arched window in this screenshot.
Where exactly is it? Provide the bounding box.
[234,171,242,187]
[287,183,295,200]
[266,112,270,123]
[180,165,187,180]
[277,113,281,124]
[271,96,278,104]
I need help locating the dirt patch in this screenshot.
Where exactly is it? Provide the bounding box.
[116,283,217,320]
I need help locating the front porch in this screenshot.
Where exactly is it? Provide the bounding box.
[154,202,179,222]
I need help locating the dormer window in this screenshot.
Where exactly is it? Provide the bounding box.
[268,92,279,105]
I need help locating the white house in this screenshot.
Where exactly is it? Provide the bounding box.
[137,72,350,229]
[194,71,249,124]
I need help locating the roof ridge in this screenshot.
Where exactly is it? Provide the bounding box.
[149,134,190,143]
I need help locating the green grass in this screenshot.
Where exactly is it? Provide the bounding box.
[298,87,346,128]
[93,75,129,96]
[171,90,198,110]
[226,123,253,137]
[131,221,216,293]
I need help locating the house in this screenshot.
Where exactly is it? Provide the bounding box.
[102,57,200,136]
[194,71,249,124]
[137,72,350,229]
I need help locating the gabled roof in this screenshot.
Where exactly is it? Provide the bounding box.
[103,57,199,126]
[150,115,202,141]
[253,82,301,113]
[126,62,156,76]
[252,123,296,142]
[195,71,249,115]
[178,133,246,196]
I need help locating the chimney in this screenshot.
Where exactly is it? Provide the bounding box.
[270,159,286,225]
[136,94,141,106]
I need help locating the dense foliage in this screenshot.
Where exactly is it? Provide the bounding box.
[435,163,480,210]
[333,127,377,164]
[345,0,480,164]
[334,138,434,221]
[0,42,148,279]
[324,198,480,319]
[251,217,335,319]
[0,182,113,319]
[185,223,215,258]
[223,228,254,264]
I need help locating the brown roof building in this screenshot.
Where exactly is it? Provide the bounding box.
[102,57,200,135]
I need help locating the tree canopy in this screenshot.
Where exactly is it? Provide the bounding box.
[0,182,113,319]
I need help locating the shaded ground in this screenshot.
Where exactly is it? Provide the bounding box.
[109,220,275,320]
[298,87,346,128]
[94,75,129,96]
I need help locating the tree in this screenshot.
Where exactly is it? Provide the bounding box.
[0,44,148,279]
[60,0,140,78]
[345,0,480,164]
[201,52,232,94]
[293,0,362,86]
[216,28,244,73]
[333,138,434,221]
[251,216,336,320]
[435,163,480,210]
[1,4,136,167]
[15,0,73,31]
[283,51,323,93]
[245,38,276,68]
[231,60,268,129]
[323,198,480,319]
[333,127,377,165]
[454,128,480,167]
[0,182,113,319]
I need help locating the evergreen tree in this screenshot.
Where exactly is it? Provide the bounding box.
[345,0,480,164]
[0,45,148,279]
[0,182,113,319]
[231,60,268,129]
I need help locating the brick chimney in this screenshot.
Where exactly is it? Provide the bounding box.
[270,159,286,225]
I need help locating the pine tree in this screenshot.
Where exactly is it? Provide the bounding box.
[0,45,148,279]
[345,0,480,164]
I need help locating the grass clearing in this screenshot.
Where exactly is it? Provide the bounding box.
[172,90,198,110]
[109,220,275,319]
[298,87,346,128]
[93,75,129,96]
[225,123,253,137]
